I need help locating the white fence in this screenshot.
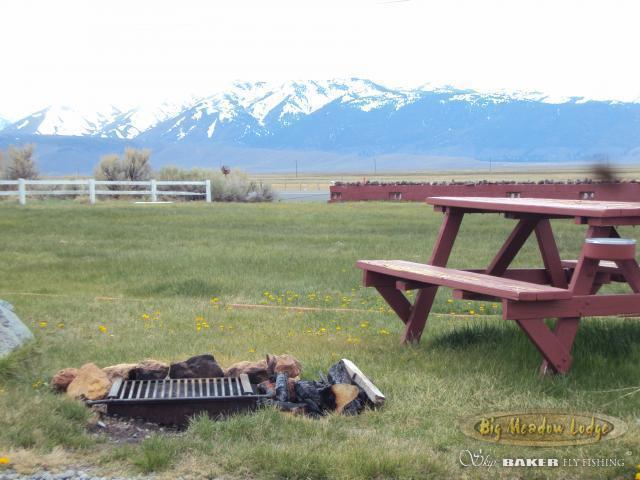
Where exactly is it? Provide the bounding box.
[0,179,212,205]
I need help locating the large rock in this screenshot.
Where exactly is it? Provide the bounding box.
[103,363,137,382]
[225,359,269,383]
[66,363,112,400]
[169,354,224,379]
[274,354,302,378]
[51,367,79,392]
[0,300,34,358]
[130,360,169,380]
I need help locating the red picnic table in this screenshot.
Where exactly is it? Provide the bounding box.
[357,197,640,374]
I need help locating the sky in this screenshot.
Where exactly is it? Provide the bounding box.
[1,0,639,119]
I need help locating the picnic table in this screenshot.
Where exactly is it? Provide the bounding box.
[356,197,640,374]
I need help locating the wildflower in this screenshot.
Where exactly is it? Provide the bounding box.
[210,297,220,304]
[248,347,256,353]
[447,299,453,304]
[195,315,204,322]
[469,310,475,315]
[98,325,108,334]
[57,322,65,329]
[378,329,390,335]
[141,313,150,320]
[335,326,342,331]
[360,322,369,328]
[492,303,498,308]
[0,457,9,465]
[39,321,48,328]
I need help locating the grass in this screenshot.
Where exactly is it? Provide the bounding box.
[252,165,640,192]
[0,200,638,479]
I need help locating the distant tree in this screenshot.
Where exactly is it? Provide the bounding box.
[94,148,152,191]
[122,147,151,181]
[0,150,4,179]
[94,154,123,181]
[221,165,231,177]
[6,144,38,179]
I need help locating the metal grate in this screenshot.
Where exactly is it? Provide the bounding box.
[106,374,254,402]
[88,373,266,425]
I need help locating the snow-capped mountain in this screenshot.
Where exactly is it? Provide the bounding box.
[3,105,123,136]
[1,79,640,174]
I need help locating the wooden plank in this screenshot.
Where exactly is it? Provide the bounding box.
[486,218,538,275]
[427,196,640,219]
[562,259,620,273]
[515,319,573,373]
[403,209,464,343]
[341,358,385,406]
[356,260,571,301]
[239,374,253,395]
[504,294,640,320]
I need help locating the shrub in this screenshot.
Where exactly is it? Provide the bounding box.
[94,154,123,181]
[5,144,38,179]
[122,147,151,181]
[156,166,275,202]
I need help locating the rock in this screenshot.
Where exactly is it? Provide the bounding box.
[103,363,137,382]
[273,354,302,378]
[50,367,79,392]
[225,359,269,383]
[129,359,169,380]
[66,363,112,400]
[169,354,224,379]
[0,300,34,358]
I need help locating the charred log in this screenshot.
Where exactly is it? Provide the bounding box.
[275,372,289,402]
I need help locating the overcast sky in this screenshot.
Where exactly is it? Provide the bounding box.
[1,0,638,119]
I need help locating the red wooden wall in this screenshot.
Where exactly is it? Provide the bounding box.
[329,182,640,202]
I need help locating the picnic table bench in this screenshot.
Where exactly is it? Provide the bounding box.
[357,197,640,374]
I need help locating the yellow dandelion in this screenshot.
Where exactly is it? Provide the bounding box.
[98,325,107,334]
[378,329,390,335]
[360,322,369,328]
[469,310,475,315]
[57,322,65,329]
[248,347,256,353]
[447,299,453,304]
[210,297,220,304]
[39,321,48,328]
[335,326,342,331]
[0,457,10,465]
[141,313,150,320]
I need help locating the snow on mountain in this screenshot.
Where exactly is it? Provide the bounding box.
[3,105,123,136]
[0,115,9,131]
[100,99,196,139]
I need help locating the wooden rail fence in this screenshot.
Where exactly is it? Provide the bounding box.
[0,179,212,205]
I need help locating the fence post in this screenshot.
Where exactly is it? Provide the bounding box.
[205,180,212,203]
[18,179,26,206]
[88,179,96,204]
[150,179,157,202]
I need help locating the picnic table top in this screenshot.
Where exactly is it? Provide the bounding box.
[426,197,640,218]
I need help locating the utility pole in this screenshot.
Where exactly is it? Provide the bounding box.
[295,159,298,178]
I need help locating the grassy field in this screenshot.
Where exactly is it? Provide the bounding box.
[253,165,640,192]
[0,200,639,479]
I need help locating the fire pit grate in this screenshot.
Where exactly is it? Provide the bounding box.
[89,374,268,426]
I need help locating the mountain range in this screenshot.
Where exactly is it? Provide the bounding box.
[1,78,639,174]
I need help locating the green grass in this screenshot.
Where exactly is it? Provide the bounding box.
[0,200,638,479]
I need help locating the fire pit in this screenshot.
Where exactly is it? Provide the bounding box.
[88,374,266,426]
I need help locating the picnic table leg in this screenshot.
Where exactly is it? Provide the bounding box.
[486,218,538,275]
[536,227,619,374]
[401,209,463,343]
